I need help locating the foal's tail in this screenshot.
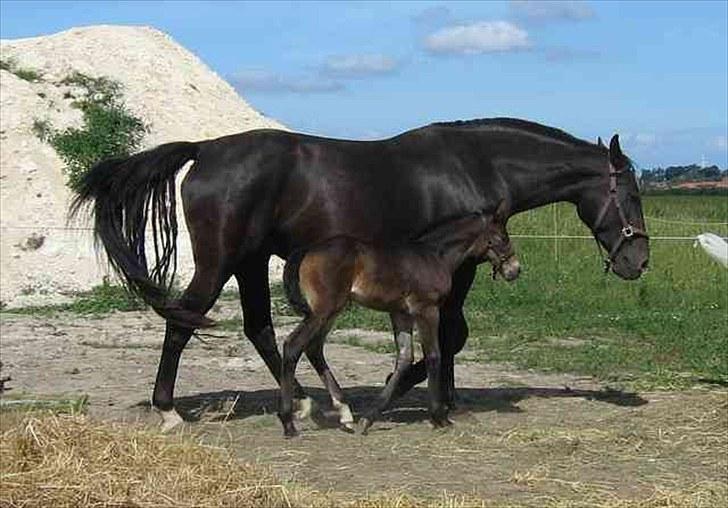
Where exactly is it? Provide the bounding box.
[282,248,312,317]
[69,141,214,329]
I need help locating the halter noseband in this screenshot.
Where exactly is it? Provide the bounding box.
[591,161,649,272]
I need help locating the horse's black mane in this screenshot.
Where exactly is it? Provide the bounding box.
[432,117,595,149]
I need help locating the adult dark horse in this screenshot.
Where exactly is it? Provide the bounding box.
[71,118,649,430]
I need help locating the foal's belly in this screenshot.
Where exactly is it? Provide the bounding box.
[349,254,451,314]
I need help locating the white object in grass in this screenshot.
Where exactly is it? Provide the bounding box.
[695,233,728,268]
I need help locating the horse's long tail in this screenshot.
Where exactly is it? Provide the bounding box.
[282,248,312,317]
[69,141,214,329]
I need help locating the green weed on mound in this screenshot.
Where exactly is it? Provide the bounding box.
[33,72,147,191]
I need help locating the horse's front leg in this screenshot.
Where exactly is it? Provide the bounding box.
[391,260,478,406]
[416,306,451,428]
[236,255,311,418]
[360,312,415,434]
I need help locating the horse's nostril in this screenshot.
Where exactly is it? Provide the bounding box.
[640,258,649,272]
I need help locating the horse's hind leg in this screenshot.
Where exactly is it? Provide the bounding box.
[152,266,228,431]
[235,257,311,418]
[360,312,414,434]
[305,328,355,432]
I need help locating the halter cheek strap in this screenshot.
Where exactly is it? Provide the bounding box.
[591,162,649,272]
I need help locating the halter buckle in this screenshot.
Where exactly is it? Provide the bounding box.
[622,225,634,238]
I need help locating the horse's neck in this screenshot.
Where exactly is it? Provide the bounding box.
[458,130,605,213]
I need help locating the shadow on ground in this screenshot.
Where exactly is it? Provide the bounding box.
[136,385,647,425]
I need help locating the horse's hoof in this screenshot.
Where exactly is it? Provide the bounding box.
[156,408,184,433]
[341,422,356,434]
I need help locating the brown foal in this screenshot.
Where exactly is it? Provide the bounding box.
[280,203,519,437]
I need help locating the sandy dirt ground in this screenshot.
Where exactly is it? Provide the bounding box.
[1,299,726,505]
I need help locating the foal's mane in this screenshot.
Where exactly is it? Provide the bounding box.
[411,212,486,248]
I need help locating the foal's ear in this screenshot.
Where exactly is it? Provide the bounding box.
[597,136,605,148]
[494,199,510,223]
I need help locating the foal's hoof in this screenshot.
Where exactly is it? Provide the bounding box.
[359,418,373,435]
[283,424,299,438]
[430,416,453,429]
[340,422,356,434]
[293,396,314,420]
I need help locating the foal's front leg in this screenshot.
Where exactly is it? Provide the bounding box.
[360,312,414,434]
[416,306,451,428]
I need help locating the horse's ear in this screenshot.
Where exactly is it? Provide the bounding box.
[494,199,509,223]
[609,134,622,156]
[597,136,604,148]
[608,134,623,167]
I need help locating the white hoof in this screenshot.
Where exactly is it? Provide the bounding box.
[293,396,314,420]
[157,408,184,432]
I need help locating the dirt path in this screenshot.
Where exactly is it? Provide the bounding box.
[1,302,726,506]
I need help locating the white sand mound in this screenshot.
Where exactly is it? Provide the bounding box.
[0,25,285,308]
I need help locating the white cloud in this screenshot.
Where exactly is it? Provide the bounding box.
[510,1,595,22]
[231,69,344,94]
[321,54,400,78]
[424,21,531,55]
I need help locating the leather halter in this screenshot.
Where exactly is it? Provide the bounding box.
[592,161,649,272]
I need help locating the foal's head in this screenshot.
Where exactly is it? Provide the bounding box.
[476,201,520,282]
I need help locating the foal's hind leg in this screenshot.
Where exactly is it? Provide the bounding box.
[305,329,355,432]
[152,267,228,432]
[235,259,311,418]
[360,312,414,434]
[280,315,333,437]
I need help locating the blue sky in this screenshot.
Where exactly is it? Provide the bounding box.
[1,1,726,168]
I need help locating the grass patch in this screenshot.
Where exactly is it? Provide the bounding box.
[0,393,88,414]
[2,280,144,317]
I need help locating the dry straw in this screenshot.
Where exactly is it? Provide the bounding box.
[0,413,484,508]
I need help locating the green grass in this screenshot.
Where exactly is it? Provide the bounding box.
[317,195,728,389]
[0,393,89,414]
[2,281,144,317]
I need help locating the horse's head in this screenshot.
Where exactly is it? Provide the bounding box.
[578,135,649,280]
[481,200,520,282]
